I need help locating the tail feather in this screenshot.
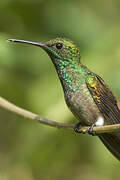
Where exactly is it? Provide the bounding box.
[99,132,120,160]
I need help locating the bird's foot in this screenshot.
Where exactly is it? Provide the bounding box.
[88,123,96,136]
[74,122,82,133]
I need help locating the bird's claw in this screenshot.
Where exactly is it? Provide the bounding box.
[88,123,96,136]
[74,122,82,133]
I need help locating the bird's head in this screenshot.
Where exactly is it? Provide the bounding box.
[8,37,81,71]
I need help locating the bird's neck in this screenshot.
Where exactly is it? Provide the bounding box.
[55,60,88,93]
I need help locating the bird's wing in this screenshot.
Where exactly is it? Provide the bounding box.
[86,74,120,161]
[86,74,120,124]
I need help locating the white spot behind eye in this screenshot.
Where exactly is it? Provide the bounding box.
[95,116,104,126]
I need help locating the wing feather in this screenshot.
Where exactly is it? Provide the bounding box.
[86,74,120,161]
[86,74,120,124]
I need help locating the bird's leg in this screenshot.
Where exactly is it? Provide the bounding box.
[88,116,104,136]
[88,123,96,136]
[74,122,82,133]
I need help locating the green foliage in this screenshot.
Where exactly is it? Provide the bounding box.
[0,0,120,179]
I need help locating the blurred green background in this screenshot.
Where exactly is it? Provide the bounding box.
[0,0,120,179]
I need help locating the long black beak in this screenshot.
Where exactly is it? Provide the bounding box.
[7,38,58,59]
[7,38,48,50]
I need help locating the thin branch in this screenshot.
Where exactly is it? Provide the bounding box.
[0,97,74,130]
[0,96,120,134]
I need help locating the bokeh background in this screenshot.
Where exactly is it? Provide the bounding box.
[0,0,120,179]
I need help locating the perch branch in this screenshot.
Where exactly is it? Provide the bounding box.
[0,96,120,134]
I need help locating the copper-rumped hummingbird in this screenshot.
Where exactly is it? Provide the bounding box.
[8,38,120,161]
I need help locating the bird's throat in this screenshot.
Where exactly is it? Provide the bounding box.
[55,61,87,93]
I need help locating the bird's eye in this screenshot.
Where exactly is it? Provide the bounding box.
[55,43,63,50]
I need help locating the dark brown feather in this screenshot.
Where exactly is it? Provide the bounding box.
[99,133,120,160]
[86,74,120,160]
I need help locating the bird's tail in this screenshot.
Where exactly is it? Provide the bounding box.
[98,132,120,160]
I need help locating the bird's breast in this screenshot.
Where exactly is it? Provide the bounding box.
[65,83,101,125]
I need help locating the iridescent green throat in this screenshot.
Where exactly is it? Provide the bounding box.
[55,58,87,93]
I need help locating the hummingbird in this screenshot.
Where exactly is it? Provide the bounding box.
[8,37,120,161]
